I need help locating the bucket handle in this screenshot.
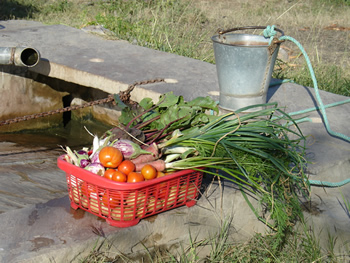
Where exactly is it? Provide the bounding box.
[218,26,285,44]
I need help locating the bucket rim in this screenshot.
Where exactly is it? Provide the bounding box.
[211,26,284,46]
[211,33,273,47]
[218,26,284,36]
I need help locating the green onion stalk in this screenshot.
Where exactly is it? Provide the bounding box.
[159,103,309,235]
[159,103,307,184]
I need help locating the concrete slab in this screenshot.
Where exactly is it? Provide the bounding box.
[268,83,350,182]
[0,20,349,261]
[0,20,219,103]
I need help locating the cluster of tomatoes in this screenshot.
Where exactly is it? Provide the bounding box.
[98,146,162,183]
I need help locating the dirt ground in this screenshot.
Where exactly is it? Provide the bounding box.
[194,0,350,70]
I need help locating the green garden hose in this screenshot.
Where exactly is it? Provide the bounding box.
[264,25,350,187]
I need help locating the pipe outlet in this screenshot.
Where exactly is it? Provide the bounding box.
[0,47,40,67]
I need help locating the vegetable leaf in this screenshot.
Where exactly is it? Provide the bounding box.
[157,92,180,108]
[139,98,154,110]
[186,96,219,113]
[113,94,127,110]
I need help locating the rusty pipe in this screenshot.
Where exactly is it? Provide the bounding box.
[0,47,40,67]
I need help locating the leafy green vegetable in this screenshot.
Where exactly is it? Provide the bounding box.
[119,91,219,140]
[139,97,154,110]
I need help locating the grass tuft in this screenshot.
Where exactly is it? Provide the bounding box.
[273,62,350,97]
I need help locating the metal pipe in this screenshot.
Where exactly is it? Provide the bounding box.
[0,47,40,67]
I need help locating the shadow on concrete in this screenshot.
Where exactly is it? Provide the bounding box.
[266,81,281,102]
[0,0,39,20]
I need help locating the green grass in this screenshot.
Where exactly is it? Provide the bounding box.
[93,0,212,60]
[317,0,350,7]
[79,218,348,262]
[274,62,350,96]
[338,190,350,218]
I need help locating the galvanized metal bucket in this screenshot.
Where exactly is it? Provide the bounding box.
[212,26,284,111]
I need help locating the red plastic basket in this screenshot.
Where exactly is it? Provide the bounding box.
[57,156,203,227]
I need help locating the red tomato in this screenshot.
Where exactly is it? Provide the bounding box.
[141,164,157,180]
[102,192,120,209]
[112,171,127,182]
[118,160,135,175]
[104,169,117,180]
[127,172,145,183]
[103,169,127,182]
[99,146,123,168]
[80,182,99,198]
[156,171,166,178]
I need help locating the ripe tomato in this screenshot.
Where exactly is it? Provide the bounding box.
[80,182,99,198]
[141,164,157,180]
[156,171,166,178]
[112,171,127,182]
[127,172,145,183]
[104,169,117,180]
[118,160,135,175]
[99,146,123,168]
[102,192,120,209]
[104,169,126,182]
[157,182,168,196]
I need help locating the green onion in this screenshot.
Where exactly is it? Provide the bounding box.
[158,103,308,235]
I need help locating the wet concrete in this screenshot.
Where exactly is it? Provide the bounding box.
[0,119,111,213]
[0,20,349,262]
[0,140,66,213]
